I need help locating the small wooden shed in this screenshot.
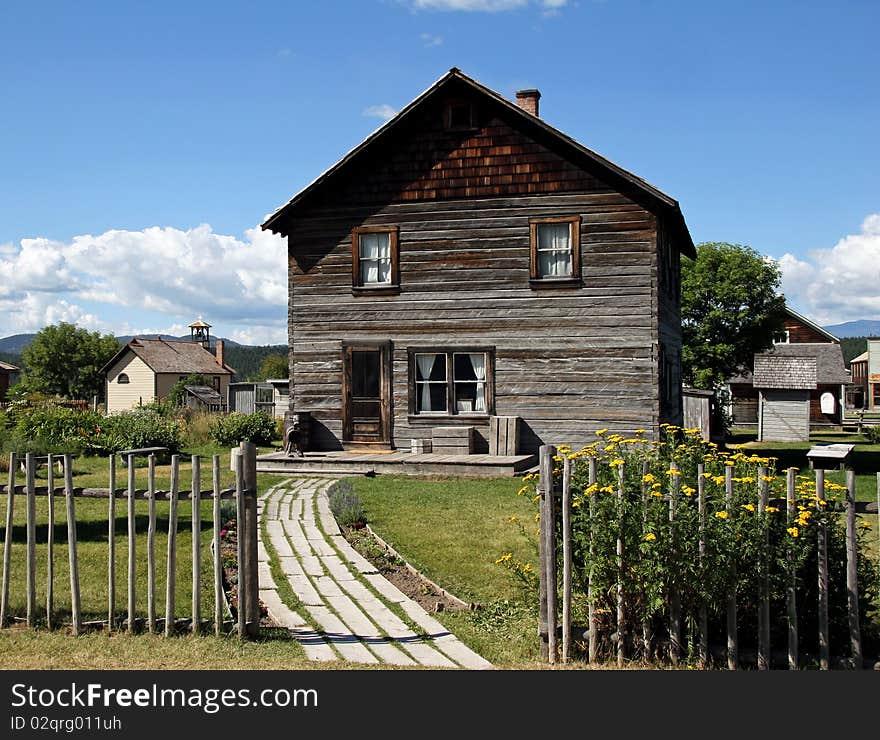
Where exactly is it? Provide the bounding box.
[755,355,817,442]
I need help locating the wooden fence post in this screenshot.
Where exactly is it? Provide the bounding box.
[561,455,572,664]
[127,454,136,633]
[616,460,625,668]
[1,453,17,628]
[786,467,798,670]
[46,455,55,630]
[25,452,36,628]
[845,468,862,669]
[725,464,738,670]
[64,455,81,636]
[587,456,598,664]
[147,455,157,633]
[240,442,260,639]
[697,463,708,669]
[234,449,246,639]
[191,455,201,635]
[107,455,116,630]
[816,468,829,670]
[757,467,770,671]
[668,460,681,665]
[537,445,556,662]
[213,455,223,637]
[165,455,179,638]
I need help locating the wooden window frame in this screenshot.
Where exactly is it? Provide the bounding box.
[529,215,582,288]
[351,225,400,296]
[443,98,478,132]
[406,346,495,423]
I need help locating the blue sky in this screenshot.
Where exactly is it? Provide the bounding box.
[1,0,878,343]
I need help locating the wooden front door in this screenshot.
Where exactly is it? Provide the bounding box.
[342,341,392,447]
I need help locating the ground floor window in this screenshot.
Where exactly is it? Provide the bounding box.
[409,348,493,416]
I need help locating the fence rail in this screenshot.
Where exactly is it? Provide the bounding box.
[0,443,260,639]
[537,444,878,669]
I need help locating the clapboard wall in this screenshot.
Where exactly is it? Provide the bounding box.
[281,81,687,453]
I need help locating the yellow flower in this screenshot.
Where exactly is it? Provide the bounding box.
[743,503,756,512]
[495,553,512,564]
[635,429,646,435]
[522,563,532,573]
[715,511,729,519]
[609,458,625,468]
[643,533,657,542]
[666,469,681,477]
[651,490,663,498]
[642,473,656,484]
[787,527,799,538]
[600,485,615,494]
[517,486,529,496]
[860,521,871,529]
[765,506,779,513]
[508,515,519,523]
[682,486,696,497]
[595,428,608,436]
[712,476,726,485]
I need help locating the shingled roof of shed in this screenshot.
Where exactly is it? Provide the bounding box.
[753,355,817,390]
[731,343,850,387]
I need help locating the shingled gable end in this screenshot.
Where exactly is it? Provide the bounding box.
[262,68,695,454]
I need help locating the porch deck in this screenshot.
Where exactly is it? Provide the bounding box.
[256,449,537,478]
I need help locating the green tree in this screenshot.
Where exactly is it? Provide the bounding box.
[681,242,787,389]
[259,352,288,380]
[19,322,120,400]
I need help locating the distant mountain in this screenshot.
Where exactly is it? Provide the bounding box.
[824,320,880,338]
[0,333,36,354]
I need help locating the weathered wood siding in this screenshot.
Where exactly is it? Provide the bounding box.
[759,390,810,442]
[657,217,683,426]
[106,354,155,413]
[285,89,679,453]
[783,317,835,344]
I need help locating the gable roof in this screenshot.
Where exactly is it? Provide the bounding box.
[785,306,839,343]
[732,343,850,386]
[0,360,19,372]
[850,351,869,364]
[261,68,695,258]
[101,338,234,377]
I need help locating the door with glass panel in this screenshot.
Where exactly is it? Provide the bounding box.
[342,342,392,446]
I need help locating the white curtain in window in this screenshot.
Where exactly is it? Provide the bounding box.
[469,353,486,412]
[538,223,572,277]
[416,354,438,411]
[359,233,391,284]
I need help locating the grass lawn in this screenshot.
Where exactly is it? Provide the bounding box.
[348,474,547,669]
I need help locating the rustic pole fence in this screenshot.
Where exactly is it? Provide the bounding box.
[537,445,557,663]
[615,460,625,668]
[0,446,255,639]
[0,453,16,628]
[641,459,652,661]
[786,467,798,670]
[147,455,157,633]
[587,455,598,664]
[165,455,179,638]
[816,468,829,670]
[107,455,116,630]
[64,455,81,636]
[126,454,136,633]
[725,464,738,670]
[561,455,572,664]
[757,467,770,670]
[845,468,862,669]
[212,455,223,637]
[46,454,55,630]
[234,449,247,639]
[25,453,36,628]
[668,460,681,665]
[697,463,708,669]
[191,455,201,635]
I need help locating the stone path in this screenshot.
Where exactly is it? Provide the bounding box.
[257,478,493,669]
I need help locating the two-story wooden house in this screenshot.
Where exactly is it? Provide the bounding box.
[261,69,695,455]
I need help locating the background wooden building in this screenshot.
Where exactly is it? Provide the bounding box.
[262,69,694,454]
[0,359,19,402]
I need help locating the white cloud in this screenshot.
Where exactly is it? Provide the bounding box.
[777,213,880,325]
[362,104,398,121]
[420,32,444,47]
[0,223,288,343]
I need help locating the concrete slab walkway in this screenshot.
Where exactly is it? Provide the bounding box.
[257,478,492,669]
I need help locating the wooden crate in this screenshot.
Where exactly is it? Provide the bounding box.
[432,426,474,455]
[489,416,520,456]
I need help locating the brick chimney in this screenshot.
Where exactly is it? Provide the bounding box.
[215,339,225,368]
[515,88,541,117]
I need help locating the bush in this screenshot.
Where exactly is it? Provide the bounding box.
[210,412,277,447]
[102,408,185,454]
[9,405,105,455]
[863,425,880,445]
[328,480,367,528]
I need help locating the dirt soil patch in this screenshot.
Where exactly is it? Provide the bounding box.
[339,524,465,614]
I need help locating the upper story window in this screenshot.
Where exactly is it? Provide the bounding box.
[117,373,130,384]
[351,225,399,295]
[443,98,476,131]
[773,330,791,344]
[529,216,581,287]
